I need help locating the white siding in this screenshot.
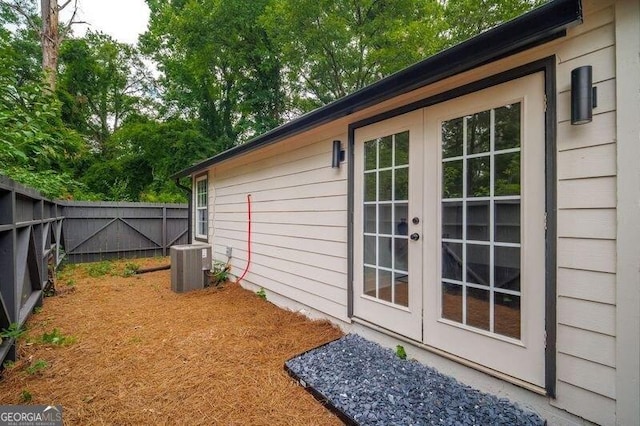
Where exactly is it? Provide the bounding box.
[553,2,618,424]
[209,131,350,322]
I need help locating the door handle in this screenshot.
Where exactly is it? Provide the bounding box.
[410,233,420,241]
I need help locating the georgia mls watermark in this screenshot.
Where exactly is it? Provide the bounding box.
[0,405,62,426]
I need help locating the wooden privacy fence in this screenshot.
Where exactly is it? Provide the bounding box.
[0,176,64,363]
[61,201,188,263]
[0,175,188,365]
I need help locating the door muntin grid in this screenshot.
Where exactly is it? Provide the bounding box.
[363,131,410,307]
[440,102,522,340]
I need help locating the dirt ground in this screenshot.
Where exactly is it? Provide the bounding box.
[0,258,343,425]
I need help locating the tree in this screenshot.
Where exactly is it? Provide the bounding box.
[262,0,445,111]
[0,0,86,91]
[141,0,285,149]
[441,0,546,47]
[81,117,215,202]
[57,32,155,153]
[0,28,86,198]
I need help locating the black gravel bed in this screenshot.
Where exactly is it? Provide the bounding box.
[285,334,545,426]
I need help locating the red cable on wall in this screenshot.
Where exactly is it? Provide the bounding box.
[236,194,252,283]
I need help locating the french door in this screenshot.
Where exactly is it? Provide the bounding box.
[353,110,424,341]
[353,73,547,387]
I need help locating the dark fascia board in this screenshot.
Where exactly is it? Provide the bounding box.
[172,0,582,179]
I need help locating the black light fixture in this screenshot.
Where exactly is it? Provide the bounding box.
[571,65,598,125]
[332,140,344,168]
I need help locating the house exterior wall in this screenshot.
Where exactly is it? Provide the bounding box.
[208,128,350,322]
[196,0,635,424]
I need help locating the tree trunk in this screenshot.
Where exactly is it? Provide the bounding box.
[41,0,59,91]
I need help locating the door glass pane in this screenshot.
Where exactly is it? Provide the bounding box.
[394,238,408,271]
[442,242,462,281]
[442,117,463,158]
[467,156,490,197]
[394,204,409,236]
[395,168,409,201]
[440,103,523,338]
[442,201,462,239]
[466,111,490,154]
[442,282,462,322]
[379,170,392,201]
[494,293,521,339]
[495,103,521,150]
[379,204,392,235]
[362,130,411,307]
[364,266,376,297]
[378,269,392,303]
[364,236,376,265]
[466,287,490,331]
[443,160,463,198]
[495,201,520,243]
[394,272,409,307]
[364,205,376,234]
[378,237,392,268]
[395,132,409,165]
[466,244,489,286]
[365,140,377,170]
[495,152,521,196]
[379,136,393,169]
[494,246,520,292]
[364,173,376,201]
[466,201,489,241]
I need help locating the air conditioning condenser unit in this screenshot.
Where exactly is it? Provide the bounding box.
[170,243,212,293]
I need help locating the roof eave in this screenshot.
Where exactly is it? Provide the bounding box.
[172,0,582,179]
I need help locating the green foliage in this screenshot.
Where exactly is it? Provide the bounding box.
[40,328,76,346]
[441,0,545,47]
[57,32,156,153]
[0,323,26,340]
[20,389,32,403]
[208,262,229,287]
[25,360,48,375]
[85,261,113,277]
[33,306,42,314]
[263,0,444,110]
[256,288,267,300]
[122,262,140,277]
[142,0,285,145]
[395,345,407,360]
[3,360,15,369]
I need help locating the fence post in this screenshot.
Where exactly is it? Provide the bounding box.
[162,206,167,257]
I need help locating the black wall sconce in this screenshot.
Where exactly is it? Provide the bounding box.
[332,140,345,168]
[571,65,598,125]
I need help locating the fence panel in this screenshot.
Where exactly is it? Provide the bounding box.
[0,176,63,364]
[60,201,188,263]
[0,175,189,366]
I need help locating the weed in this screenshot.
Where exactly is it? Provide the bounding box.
[33,306,43,314]
[0,323,26,340]
[3,360,15,369]
[207,262,229,287]
[20,390,32,403]
[25,360,48,375]
[86,261,113,277]
[395,345,407,360]
[256,288,267,300]
[40,328,76,346]
[65,279,76,287]
[122,262,140,277]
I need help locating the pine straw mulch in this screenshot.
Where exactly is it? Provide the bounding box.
[0,258,344,425]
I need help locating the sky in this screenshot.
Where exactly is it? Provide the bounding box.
[63,0,150,45]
